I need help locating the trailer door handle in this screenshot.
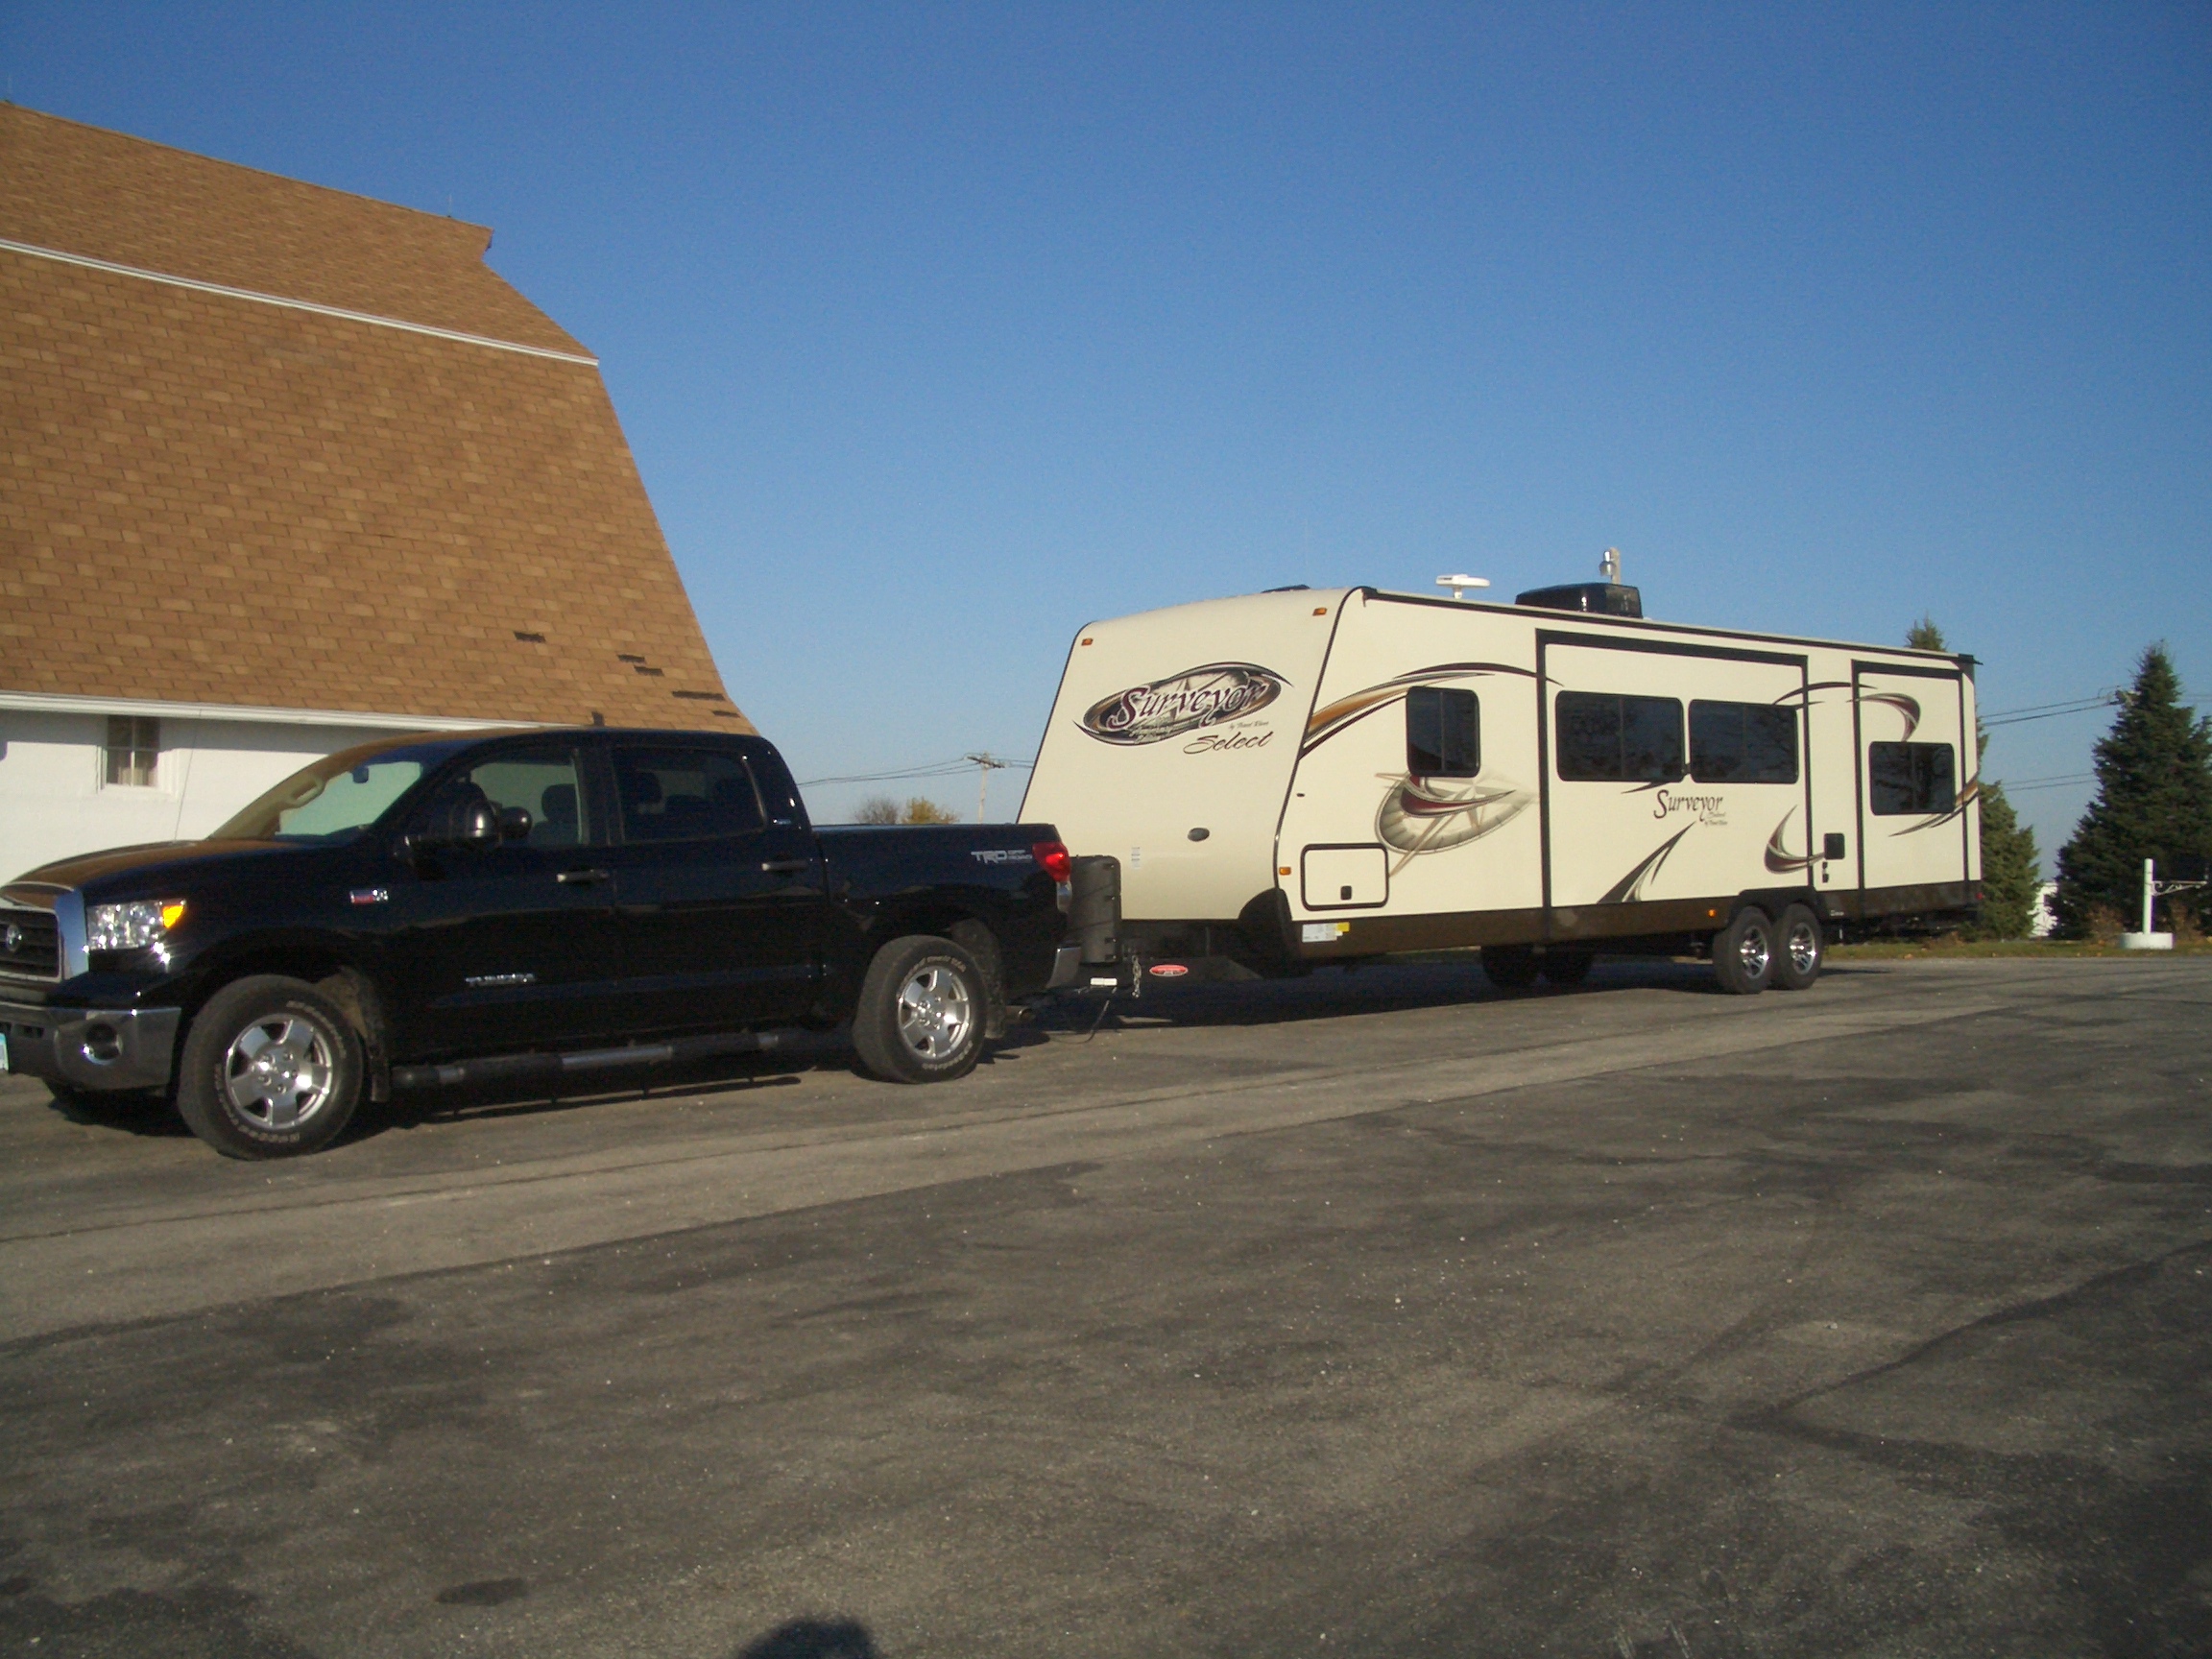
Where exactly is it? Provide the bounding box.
[760,858,813,875]
[557,867,611,885]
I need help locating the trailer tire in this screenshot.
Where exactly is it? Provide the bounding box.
[1773,904,1824,991]
[1539,948,1595,987]
[1481,945,1540,992]
[852,935,986,1084]
[1712,908,1776,996]
[175,975,364,1158]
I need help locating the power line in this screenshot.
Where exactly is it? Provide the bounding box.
[1991,773,2096,793]
[1981,685,2206,728]
[799,756,1033,788]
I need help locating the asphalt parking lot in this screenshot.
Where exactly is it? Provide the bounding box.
[1,955,2207,1658]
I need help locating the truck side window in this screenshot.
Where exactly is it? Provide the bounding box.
[419,748,589,848]
[615,747,766,841]
[1690,700,1799,783]
[1406,686,1479,778]
[1555,692,1685,782]
[1868,741,1956,814]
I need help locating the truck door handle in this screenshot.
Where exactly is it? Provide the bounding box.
[760,858,813,875]
[558,867,611,885]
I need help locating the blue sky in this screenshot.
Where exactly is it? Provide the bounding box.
[7,3,2207,854]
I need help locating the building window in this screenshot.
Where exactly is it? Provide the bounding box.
[1690,700,1800,783]
[105,715,159,787]
[1555,692,1685,782]
[1406,686,1479,777]
[1868,741,1956,815]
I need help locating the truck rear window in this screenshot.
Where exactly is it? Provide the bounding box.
[614,748,767,841]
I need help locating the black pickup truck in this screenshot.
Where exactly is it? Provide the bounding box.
[0,727,1077,1158]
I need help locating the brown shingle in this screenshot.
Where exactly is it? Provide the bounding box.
[0,108,750,733]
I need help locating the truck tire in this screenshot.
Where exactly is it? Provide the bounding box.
[1773,903,1824,991]
[1712,908,1776,996]
[175,975,364,1158]
[1539,947,1595,987]
[1481,944,1540,992]
[852,935,986,1084]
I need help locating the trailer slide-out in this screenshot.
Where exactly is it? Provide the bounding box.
[1019,581,1980,995]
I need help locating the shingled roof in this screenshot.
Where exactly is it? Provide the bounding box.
[0,106,750,731]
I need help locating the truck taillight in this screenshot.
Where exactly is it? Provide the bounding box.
[1031,840,1073,883]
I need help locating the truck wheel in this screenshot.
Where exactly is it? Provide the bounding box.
[175,976,364,1158]
[1481,944,1540,992]
[853,936,986,1084]
[1539,948,1595,987]
[1773,904,1824,991]
[1712,908,1776,996]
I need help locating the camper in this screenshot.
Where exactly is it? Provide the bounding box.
[1020,573,1980,995]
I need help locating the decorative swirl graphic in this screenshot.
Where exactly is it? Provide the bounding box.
[1374,771,1533,868]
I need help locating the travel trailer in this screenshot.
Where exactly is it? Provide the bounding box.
[1020,574,1980,995]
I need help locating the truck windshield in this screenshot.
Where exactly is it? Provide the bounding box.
[210,740,469,844]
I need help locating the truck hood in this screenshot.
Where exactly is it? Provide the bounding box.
[14,838,306,894]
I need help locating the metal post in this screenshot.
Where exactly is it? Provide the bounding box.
[2144,857,2156,936]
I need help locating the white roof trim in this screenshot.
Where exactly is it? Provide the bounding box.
[0,690,544,732]
[0,236,601,367]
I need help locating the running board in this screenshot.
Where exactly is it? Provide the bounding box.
[392,1029,785,1092]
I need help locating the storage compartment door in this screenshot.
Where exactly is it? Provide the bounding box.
[1302,844,1388,909]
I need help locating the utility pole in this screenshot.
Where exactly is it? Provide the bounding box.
[965,753,1011,823]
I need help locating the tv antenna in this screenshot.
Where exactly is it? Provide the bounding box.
[1599,547,1622,583]
[1435,574,1490,601]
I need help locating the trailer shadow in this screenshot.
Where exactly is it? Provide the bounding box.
[1026,954,1857,1031]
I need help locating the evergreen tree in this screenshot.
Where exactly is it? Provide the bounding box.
[1971,765,2041,938]
[1900,618,2041,937]
[2054,644,2212,936]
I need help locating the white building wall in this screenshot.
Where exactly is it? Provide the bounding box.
[0,700,522,883]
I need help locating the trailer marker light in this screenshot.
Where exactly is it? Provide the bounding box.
[1080,637,1094,646]
[1150,963,1190,978]
[1313,607,1327,616]
[1030,840,1074,883]
[1280,866,1292,876]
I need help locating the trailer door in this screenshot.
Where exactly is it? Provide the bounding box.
[1854,664,1973,897]
[1544,638,1810,913]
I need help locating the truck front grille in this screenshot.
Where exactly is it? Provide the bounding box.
[0,905,60,980]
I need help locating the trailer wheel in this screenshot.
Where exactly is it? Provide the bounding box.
[1712,908,1776,996]
[1773,904,1823,991]
[1539,948,1595,987]
[852,935,986,1084]
[1480,945,1540,992]
[175,975,364,1158]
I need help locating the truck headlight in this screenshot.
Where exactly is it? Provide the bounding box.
[86,899,187,951]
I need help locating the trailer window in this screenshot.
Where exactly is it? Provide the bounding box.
[1868,742,1956,815]
[1406,687,1479,777]
[1555,692,1685,782]
[1690,701,1799,784]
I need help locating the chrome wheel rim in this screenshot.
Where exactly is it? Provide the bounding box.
[222,1015,335,1131]
[896,965,974,1062]
[1786,921,1820,976]
[1737,926,1771,982]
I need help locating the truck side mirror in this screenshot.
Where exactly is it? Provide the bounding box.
[454,800,501,851]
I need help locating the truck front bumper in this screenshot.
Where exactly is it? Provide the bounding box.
[0,999,181,1093]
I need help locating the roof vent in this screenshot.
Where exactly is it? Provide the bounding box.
[1516,545,1641,616]
[1514,582,1643,617]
